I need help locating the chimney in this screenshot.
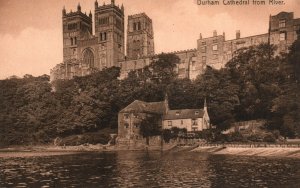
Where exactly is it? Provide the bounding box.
[236,30,241,39]
[213,30,217,37]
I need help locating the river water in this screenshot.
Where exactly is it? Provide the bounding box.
[0,151,299,187]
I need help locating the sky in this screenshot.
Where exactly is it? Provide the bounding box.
[0,0,299,79]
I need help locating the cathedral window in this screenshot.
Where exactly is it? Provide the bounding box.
[212,44,218,51]
[99,17,109,25]
[280,32,286,41]
[68,23,77,30]
[201,46,206,53]
[83,49,94,68]
[100,32,107,41]
[74,37,77,45]
[279,20,286,28]
[133,23,136,31]
[116,19,122,29]
[71,38,73,45]
[137,22,141,30]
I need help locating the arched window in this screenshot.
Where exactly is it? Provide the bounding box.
[71,38,73,45]
[83,49,94,68]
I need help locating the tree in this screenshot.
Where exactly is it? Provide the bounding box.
[139,115,161,144]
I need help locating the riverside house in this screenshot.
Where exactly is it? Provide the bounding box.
[117,97,210,146]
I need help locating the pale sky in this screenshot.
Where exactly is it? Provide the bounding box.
[0,0,299,79]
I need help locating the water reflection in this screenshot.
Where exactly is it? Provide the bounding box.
[0,151,299,187]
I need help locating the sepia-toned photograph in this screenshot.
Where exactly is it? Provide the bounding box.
[0,0,300,187]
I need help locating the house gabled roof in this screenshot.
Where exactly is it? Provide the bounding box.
[163,109,204,120]
[120,100,166,114]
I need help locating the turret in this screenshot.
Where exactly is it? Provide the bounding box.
[204,98,207,112]
[62,6,66,16]
[121,4,124,12]
[111,0,115,5]
[89,11,92,18]
[95,0,98,8]
[77,3,81,12]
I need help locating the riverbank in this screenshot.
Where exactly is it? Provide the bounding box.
[192,145,300,159]
[1,143,300,159]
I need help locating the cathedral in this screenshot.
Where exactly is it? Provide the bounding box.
[50,0,300,82]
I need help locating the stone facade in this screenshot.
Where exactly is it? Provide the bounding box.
[51,6,300,82]
[51,0,125,82]
[198,12,300,69]
[117,98,210,147]
[127,13,155,60]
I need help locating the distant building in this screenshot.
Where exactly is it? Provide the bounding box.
[117,97,210,145]
[199,12,300,69]
[50,2,300,81]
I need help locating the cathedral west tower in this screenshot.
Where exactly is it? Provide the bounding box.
[94,0,125,68]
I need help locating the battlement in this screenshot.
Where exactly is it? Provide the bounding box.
[62,4,92,21]
[129,13,152,22]
[95,0,124,15]
[161,48,197,55]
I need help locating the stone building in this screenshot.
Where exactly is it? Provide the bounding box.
[198,12,300,69]
[51,5,300,81]
[117,97,210,147]
[51,0,125,81]
[126,13,155,60]
[162,100,210,132]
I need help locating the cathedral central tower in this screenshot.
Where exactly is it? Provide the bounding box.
[127,13,154,60]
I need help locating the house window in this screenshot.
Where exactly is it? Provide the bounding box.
[213,54,218,60]
[133,113,138,118]
[195,111,199,115]
[192,119,198,125]
[201,46,206,53]
[124,113,129,119]
[124,123,129,129]
[213,44,218,51]
[279,20,286,28]
[280,32,286,41]
[168,121,172,126]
